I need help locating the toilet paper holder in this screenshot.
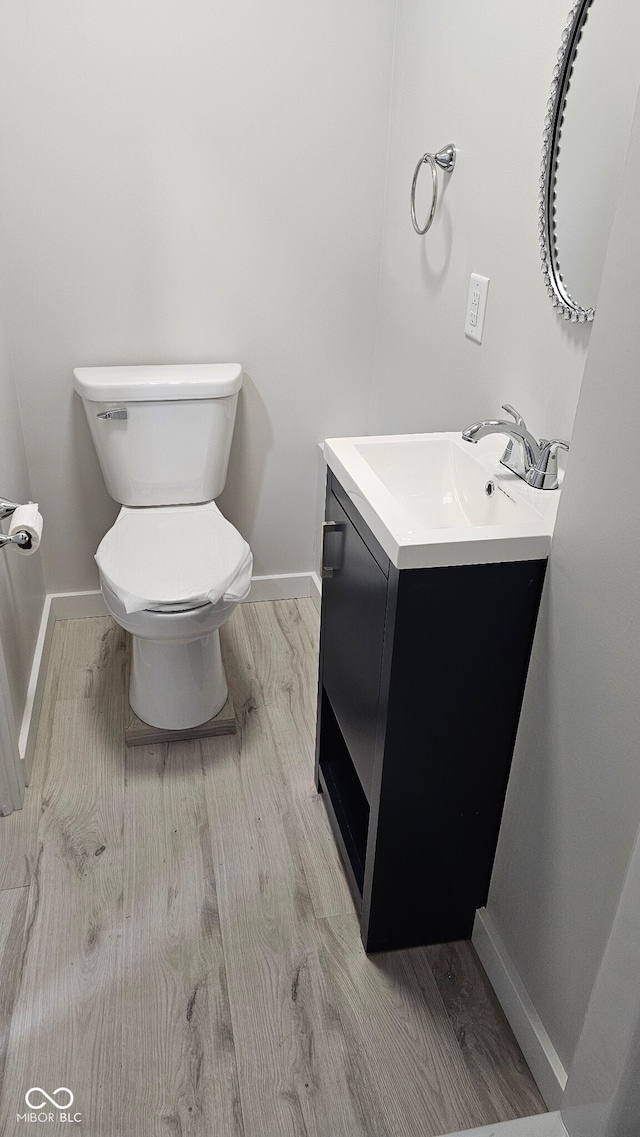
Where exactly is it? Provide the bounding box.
[0,530,31,550]
[0,498,34,550]
[0,497,21,520]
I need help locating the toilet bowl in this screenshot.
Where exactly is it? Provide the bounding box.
[96,500,251,729]
[73,363,252,731]
[101,576,238,729]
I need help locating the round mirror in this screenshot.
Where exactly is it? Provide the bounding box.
[539,0,640,322]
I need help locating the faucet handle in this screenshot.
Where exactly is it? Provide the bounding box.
[502,404,527,428]
[499,405,530,476]
[541,439,570,460]
[525,439,570,490]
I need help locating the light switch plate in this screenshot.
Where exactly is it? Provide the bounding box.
[465,273,489,343]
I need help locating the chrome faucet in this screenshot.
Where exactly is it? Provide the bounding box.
[462,405,568,490]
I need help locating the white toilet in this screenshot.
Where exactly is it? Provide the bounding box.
[73,363,253,730]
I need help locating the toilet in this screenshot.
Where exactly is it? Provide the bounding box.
[73,363,252,730]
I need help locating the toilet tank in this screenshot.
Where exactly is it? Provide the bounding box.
[73,364,242,506]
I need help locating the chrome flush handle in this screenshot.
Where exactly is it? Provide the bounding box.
[96,408,127,421]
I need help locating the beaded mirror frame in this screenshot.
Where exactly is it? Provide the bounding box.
[539,0,596,324]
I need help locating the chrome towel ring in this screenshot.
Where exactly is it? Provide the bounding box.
[410,143,456,235]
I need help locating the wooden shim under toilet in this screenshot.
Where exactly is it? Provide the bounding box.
[125,692,237,747]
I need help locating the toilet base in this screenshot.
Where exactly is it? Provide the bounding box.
[130,627,228,730]
[125,694,236,747]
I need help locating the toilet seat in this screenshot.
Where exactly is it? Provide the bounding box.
[95,502,252,615]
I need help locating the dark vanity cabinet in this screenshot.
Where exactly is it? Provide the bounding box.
[315,470,547,953]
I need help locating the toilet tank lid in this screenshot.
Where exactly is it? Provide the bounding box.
[73,363,243,402]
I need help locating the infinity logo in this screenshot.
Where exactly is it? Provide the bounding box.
[25,1088,74,1110]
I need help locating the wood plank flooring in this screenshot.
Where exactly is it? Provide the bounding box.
[0,601,545,1135]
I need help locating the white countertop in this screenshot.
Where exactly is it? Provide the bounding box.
[324,432,561,571]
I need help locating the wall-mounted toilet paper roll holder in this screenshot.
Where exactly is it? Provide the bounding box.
[0,498,33,550]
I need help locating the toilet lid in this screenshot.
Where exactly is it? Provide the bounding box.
[95,503,253,614]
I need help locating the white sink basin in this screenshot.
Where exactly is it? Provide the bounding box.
[324,432,561,570]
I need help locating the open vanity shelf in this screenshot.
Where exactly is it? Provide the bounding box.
[315,470,547,953]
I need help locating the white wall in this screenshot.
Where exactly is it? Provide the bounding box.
[0,298,45,729]
[562,831,640,1137]
[0,0,397,594]
[0,0,600,593]
[487,85,640,1080]
[368,0,589,442]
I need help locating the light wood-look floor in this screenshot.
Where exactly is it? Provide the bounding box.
[0,601,545,1135]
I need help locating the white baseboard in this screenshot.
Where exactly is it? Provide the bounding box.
[472,907,567,1109]
[51,590,108,619]
[47,576,318,617]
[310,572,322,615]
[19,595,56,782]
[243,573,313,603]
[18,591,100,779]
